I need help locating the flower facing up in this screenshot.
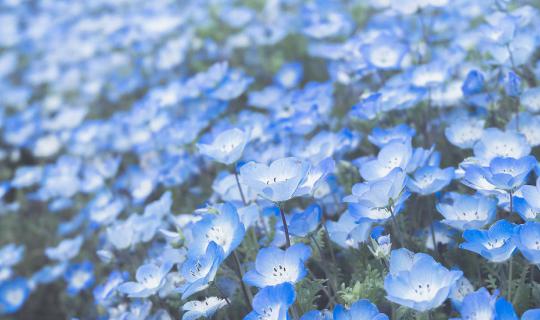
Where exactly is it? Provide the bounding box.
[118,261,173,298]
[287,203,321,237]
[0,278,29,315]
[360,141,412,181]
[463,156,536,192]
[345,168,409,223]
[436,193,497,230]
[197,128,249,165]
[179,241,224,300]
[333,299,389,320]
[64,261,94,295]
[445,118,485,149]
[406,165,454,195]
[384,248,462,312]
[472,128,530,164]
[456,288,518,320]
[182,297,227,320]
[368,124,415,148]
[244,282,296,320]
[240,157,310,202]
[460,220,516,263]
[513,221,540,264]
[188,203,245,258]
[243,243,311,288]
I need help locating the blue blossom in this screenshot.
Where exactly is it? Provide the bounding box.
[244,282,296,320]
[520,177,540,211]
[406,165,454,195]
[445,118,485,149]
[333,299,388,320]
[460,220,517,263]
[64,261,94,295]
[504,71,521,97]
[240,157,310,202]
[462,70,485,96]
[472,128,530,164]
[360,141,412,181]
[463,156,536,192]
[93,270,127,306]
[0,278,29,315]
[275,62,303,89]
[513,221,540,264]
[180,241,224,299]
[182,297,227,320]
[243,243,311,288]
[368,124,415,148]
[327,211,373,249]
[287,204,322,237]
[118,262,172,298]
[384,248,462,312]
[437,193,497,230]
[361,34,407,70]
[456,288,518,320]
[45,235,84,262]
[300,310,332,320]
[522,309,540,320]
[188,203,245,258]
[0,244,25,268]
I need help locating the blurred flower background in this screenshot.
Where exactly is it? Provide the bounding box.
[1,0,540,319]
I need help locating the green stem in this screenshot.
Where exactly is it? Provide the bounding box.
[279,203,291,248]
[389,207,405,248]
[508,257,513,300]
[232,251,253,305]
[310,234,338,299]
[234,168,247,205]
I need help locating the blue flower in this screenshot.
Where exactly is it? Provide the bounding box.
[360,141,412,181]
[462,70,485,96]
[118,261,173,298]
[407,165,454,195]
[93,270,127,306]
[197,128,249,165]
[457,288,518,320]
[188,202,245,258]
[361,34,407,70]
[513,221,540,264]
[521,177,540,211]
[240,157,310,202]
[504,71,521,97]
[300,310,332,320]
[0,244,24,268]
[460,220,517,263]
[287,204,322,237]
[463,156,536,192]
[333,299,389,320]
[436,193,497,230]
[345,168,409,222]
[472,128,530,164]
[368,124,415,148]
[180,241,224,299]
[243,243,311,288]
[274,62,303,89]
[64,261,94,295]
[326,211,373,249]
[182,297,227,320]
[244,282,296,320]
[445,118,485,149]
[0,278,29,315]
[448,275,475,312]
[384,248,462,312]
[45,235,84,262]
[522,309,540,320]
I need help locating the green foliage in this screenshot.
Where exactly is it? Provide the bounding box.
[338,263,384,306]
[296,278,326,314]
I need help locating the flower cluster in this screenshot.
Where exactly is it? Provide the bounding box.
[1,0,540,319]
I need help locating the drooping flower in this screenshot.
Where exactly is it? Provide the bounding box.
[286,204,322,237]
[180,241,224,299]
[326,211,373,249]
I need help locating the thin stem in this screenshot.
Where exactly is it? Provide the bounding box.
[310,234,338,299]
[234,169,247,205]
[232,251,253,305]
[279,203,291,248]
[321,212,337,268]
[389,207,405,248]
